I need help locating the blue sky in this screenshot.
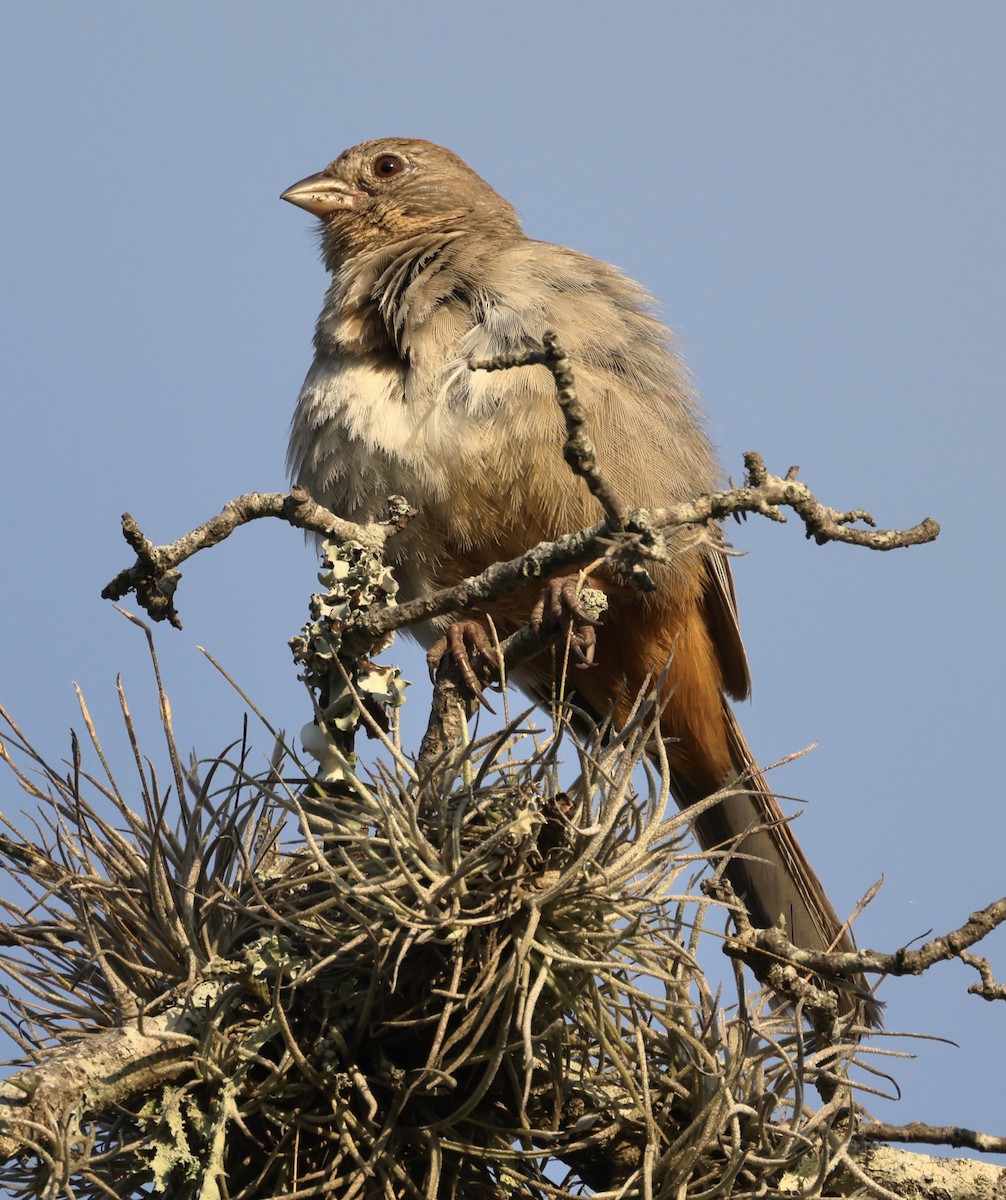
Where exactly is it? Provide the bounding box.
[2,2,1004,1150]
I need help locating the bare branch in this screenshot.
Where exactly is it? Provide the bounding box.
[737,451,940,549]
[959,949,1006,1004]
[347,457,937,658]
[101,336,938,634]
[415,659,480,779]
[722,894,1006,995]
[857,1121,1006,1155]
[471,330,630,530]
[101,488,413,629]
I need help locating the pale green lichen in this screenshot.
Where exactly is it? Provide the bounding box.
[290,537,408,784]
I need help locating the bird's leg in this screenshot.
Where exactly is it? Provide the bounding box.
[426,619,500,706]
[530,575,602,667]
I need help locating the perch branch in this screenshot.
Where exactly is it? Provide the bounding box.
[348,452,938,653]
[102,335,937,633]
[856,1122,1006,1156]
[414,588,610,777]
[101,488,413,629]
[722,894,1006,990]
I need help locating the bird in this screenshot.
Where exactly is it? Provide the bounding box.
[281,137,878,1025]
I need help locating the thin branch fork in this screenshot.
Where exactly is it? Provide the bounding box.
[722,893,1006,990]
[101,333,938,634]
[101,464,939,640]
[101,489,413,630]
[726,453,939,550]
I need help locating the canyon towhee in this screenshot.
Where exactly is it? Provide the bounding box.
[282,138,877,1023]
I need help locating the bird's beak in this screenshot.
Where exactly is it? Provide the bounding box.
[280,172,367,216]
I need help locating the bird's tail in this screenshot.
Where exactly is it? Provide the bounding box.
[678,701,882,1027]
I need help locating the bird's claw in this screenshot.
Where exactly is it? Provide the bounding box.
[427,620,500,710]
[531,576,601,667]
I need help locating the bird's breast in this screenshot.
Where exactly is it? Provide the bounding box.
[290,348,506,521]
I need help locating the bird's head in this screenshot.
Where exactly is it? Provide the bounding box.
[281,138,521,268]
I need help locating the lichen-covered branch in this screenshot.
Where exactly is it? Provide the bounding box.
[784,1144,1005,1199]
[722,894,1006,984]
[100,488,413,629]
[101,336,938,634]
[0,1008,200,1164]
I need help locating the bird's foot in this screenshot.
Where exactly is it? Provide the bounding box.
[427,619,500,708]
[530,576,602,667]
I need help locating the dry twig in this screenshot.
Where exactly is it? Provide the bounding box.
[102,336,938,634]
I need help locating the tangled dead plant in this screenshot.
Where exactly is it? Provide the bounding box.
[0,623,885,1200]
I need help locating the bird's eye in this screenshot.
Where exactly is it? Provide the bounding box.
[372,154,406,179]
